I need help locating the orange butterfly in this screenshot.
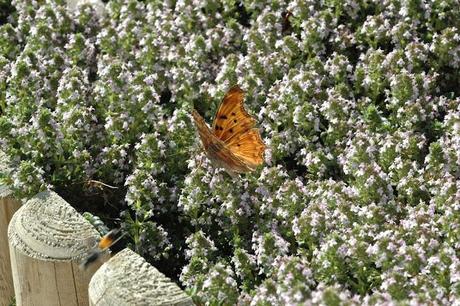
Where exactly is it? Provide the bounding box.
[79,228,124,270]
[192,86,266,177]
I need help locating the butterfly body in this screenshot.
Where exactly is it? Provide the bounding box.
[192,86,266,177]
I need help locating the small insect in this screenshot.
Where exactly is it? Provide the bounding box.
[191,86,266,177]
[79,228,124,270]
[84,179,118,191]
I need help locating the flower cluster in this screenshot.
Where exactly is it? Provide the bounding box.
[1,0,460,304]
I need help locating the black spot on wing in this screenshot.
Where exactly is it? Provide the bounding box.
[219,115,228,120]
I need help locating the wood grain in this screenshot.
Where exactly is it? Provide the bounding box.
[0,186,21,306]
[89,248,194,306]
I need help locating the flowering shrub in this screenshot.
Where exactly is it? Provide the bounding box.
[1,0,460,304]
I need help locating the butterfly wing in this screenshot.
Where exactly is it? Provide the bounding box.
[212,86,256,143]
[192,109,254,176]
[192,110,250,177]
[226,128,266,169]
[207,144,255,177]
[193,85,266,176]
[192,109,214,150]
[213,86,266,169]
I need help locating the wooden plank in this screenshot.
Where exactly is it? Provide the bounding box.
[0,187,21,306]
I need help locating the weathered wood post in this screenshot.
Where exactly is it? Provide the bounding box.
[0,150,22,305]
[89,248,194,306]
[8,191,107,306]
[0,186,21,306]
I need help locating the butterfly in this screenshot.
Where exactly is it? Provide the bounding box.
[192,85,266,177]
[79,228,124,270]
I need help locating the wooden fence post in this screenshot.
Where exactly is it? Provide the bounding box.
[89,248,194,306]
[0,186,21,306]
[8,190,107,306]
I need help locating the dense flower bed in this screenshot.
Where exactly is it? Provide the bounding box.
[1,0,459,304]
